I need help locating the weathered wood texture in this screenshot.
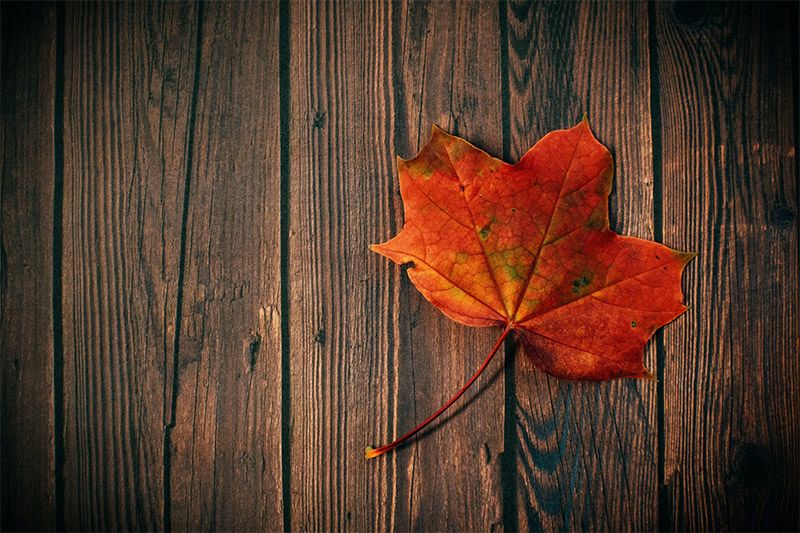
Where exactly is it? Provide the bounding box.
[169,2,284,530]
[287,2,404,530]
[1,1,797,531]
[389,1,506,530]
[288,1,505,530]
[655,2,799,530]
[503,2,659,530]
[1,3,57,530]
[61,2,198,529]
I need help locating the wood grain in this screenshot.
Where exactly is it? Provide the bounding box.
[390,1,506,530]
[61,2,198,528]
[286,2,400,530]
[168,2,284,530]
[0,3,57,530]
[287,1,507,530]
[654,2,799,530]
[503,2,659,530]
[1,1,798,530]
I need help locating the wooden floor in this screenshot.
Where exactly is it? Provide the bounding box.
[2,1,798,531]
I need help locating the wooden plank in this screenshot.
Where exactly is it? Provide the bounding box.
[0,3,57,530]
[503,2,658,529]
[288,0,504,529]
[655,2,799,530]
[390,1,506,529]
[167,2,284,530]
[286,2,399,529]
[61,3,198,529]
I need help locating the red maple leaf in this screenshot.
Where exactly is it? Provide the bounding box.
[367,118,693,459]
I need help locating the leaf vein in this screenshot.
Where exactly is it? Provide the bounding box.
[510,127,587,320]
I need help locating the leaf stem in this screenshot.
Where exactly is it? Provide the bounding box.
[366,324,513,459]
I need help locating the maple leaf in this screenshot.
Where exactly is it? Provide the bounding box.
[366,118,693,459]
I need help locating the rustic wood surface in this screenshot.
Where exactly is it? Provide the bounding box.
[1,1,797,531]
[1,3,58,530]
[60,3,194,528]
[504,2,659,530]
[655,3,800,530]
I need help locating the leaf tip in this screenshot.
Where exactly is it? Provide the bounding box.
[677,250,698,268]
[369,242,390,258]
[577,113,596,137]
[642,367,657,381]
[430,123,450,143]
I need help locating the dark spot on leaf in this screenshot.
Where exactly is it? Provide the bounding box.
[586,215,604,230]
[314,328,326,346]
[571,275,591,293]
[656,255,660,259]
[511,207,517,213]
[631,321,637,328]
[312,109,325,129]
[458,183,465,192]
[479,225,491,240]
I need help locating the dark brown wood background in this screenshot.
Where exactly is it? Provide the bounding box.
[2,1,798,531]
